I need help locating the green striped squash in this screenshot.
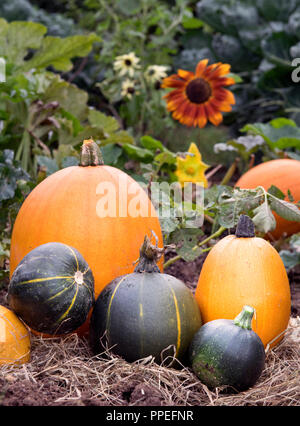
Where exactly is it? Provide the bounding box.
[8,242,94,335]
[89,236,202,363]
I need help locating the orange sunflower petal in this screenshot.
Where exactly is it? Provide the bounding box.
[210,99,233,112]
[172,99,190,121]
[180,104,196,126]
[161,75,185,88]
[177,69,194,81]
[165,91,187,111]
[196,105,207,128]
[204,103,223,126]
[214,88,235,105]
[206,63,231,81]
[212,77,236,87]
[195,59,209,77]
[202,63,220,78]
[184,104,199,127]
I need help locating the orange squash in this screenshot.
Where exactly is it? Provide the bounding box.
[0,305,30,365]
[195,215,291,348]
[235,158,300,239]
[9,140,163,334]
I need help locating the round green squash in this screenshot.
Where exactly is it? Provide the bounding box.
[189,305,265,391]
[8,242,94,335]
[90,235,202,364]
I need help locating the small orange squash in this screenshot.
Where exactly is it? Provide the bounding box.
[195,215,291,348]
[235,158,300,239]
[0,305,30,365]
[9,140,163,333]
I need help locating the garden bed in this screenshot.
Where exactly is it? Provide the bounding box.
[0,254,299,407]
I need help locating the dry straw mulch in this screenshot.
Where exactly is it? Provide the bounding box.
[0,317,299,406]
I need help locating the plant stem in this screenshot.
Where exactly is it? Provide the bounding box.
[163,225,226,269]
[220,158,239,186]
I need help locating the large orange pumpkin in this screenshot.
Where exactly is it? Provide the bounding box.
[195,215,291,348]
[9,140,163,333]
[235,158,300,239]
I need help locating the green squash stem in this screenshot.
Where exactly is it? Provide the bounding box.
[233,305,255,330]
[235,214,255,238]
[134,233,164,273]
[79,139,104,166]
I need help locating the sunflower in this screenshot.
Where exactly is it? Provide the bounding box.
[175,142,209,188]
[161,59,235,128]
[144,65,169,84]
[121,79,136,99]
[113,52,141,77]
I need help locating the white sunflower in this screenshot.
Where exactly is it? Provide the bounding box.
[144,65,169,83]
[113,52,141,77]
[121,79,136,99]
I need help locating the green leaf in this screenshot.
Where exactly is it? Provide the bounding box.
[269,197,300,222]
[88,109,120,134]
[43,77,89,121]
[0,149,30,201]
[234,188,265,211]
[170,228,203,262]
[226,72,243,83]
[36,155,59,175]
[0,19,46,65]
[122,144,154,163]
[154,151,176,166]
[23,33,100,72]
[279,249,300,270]
[101,144,123,165]
[61,156,79,168]
[140,135,164,152]
[159,216,180,234]
[103,131,134,145]
[267,185,285,200]
[257,0,297,22]
[269,117,297,128]
[182,16,204,30]
[252,201,276,233]
[241,120,300,150]
[115,0,142,16]
[230,135,265,153]
[261,32,295,68]
[218,203,238,228]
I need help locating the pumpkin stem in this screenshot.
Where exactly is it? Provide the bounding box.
[79,139,104,166]
[233,305,255,330]
[134,232,164,273]
[235,214,255,238]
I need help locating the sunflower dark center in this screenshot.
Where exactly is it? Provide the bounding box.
[186,78,211,104]
[125,59,132,66]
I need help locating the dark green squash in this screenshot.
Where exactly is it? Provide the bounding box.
[189,305,265,391]
[90,235,202,364]
[8,242,94,335]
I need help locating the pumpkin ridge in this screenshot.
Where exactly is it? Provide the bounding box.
[17,276,74,285]
[58,281,79,322]
[139,273,146,357]
[67,245,80,271]
[81,280,94,299]
[46,279,76,301]
[162,275,181,357]
[106,275,127,342]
